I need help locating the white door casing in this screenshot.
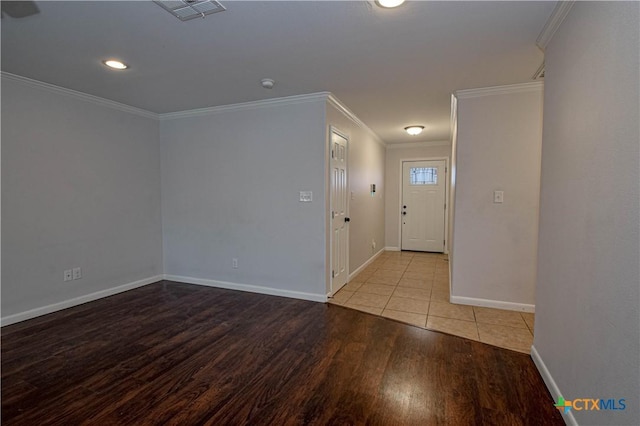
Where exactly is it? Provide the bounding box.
[330,130,349,293]
[401,160,446,252]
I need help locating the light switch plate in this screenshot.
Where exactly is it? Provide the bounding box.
[493,190,504,204]
[299,191,312,202]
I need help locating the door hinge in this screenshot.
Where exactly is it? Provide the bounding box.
[332,211,335,219]
[331,149,335,159]
[332,270,335,278]
[444,203,447,209]
[445,166,447,173]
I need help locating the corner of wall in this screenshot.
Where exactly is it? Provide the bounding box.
[530,345,578,426]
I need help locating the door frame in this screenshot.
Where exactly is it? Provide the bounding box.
[328,126,350,296]
[398,157,449,253]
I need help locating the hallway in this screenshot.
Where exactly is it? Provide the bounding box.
[329,251,535,353]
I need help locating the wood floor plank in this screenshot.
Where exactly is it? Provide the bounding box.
[1,281,564,425]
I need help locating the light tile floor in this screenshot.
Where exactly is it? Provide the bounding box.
[329,250,535,354]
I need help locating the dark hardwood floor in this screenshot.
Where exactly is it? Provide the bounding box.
[2,281,564,425]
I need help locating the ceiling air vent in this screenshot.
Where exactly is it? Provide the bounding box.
[154,0,226,21]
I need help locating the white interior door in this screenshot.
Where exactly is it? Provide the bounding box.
[401,160,446,252]
[330,131,349,293]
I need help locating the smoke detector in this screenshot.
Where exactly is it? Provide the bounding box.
[154,0,226,21]
[261,78,275,89]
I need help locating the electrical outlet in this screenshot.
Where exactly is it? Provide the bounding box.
[72,267,82,280]
[372,239,376,250]
[232,258,238,269]
[64,269,73,282]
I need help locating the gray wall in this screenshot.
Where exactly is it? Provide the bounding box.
[451,85,543,308]
[1,76,163,318]
[534,2,639,424]
[160,100,328,298]
[326,103,386,280]
[448,97,458,284]
[385,143,451,251]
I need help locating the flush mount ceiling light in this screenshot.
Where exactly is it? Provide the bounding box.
[102,59,129,70]
[404,126,425,136]
[154,0,226,22]
[375,0,406,8]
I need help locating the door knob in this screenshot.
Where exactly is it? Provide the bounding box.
[344,217,351,222]
[402,212,407,216]
[403,205,407,209]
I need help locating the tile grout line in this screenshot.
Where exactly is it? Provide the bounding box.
[471,306,480,340]
[380,262,407,314]
[520,312,535,337]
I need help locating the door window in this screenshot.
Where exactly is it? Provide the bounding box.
[410,167,437,185]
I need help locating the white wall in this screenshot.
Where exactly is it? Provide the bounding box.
[534,2,639,424]
[385,143,451,251]
[1,75,163,321]
[450,83,543,309]
[160,99,328,300]
[326,102,386,280]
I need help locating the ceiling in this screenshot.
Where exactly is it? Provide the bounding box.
[1,1,554,144]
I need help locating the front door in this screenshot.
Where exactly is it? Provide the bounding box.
[401,160,446,252]
[330,130,349,293]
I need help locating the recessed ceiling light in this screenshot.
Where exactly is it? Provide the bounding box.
[405,126,424,136]
[102,59,129,70]
[376,0,406,8]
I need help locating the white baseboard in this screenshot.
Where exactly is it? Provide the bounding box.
[163,275,327,303]
[384,246,400,252]
[348,248,385,281]
[531,345,577,426]
[450,295,535,313]
[1,275,164,327]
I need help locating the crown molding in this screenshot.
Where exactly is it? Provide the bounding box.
[536,1,576,51]
[386,140,451,150]
[159,92,331,120]
[326,93,386,147]
[454,81,543,99]
[532,61,545,81]
[1,72,158,120]
[2,72,384,146]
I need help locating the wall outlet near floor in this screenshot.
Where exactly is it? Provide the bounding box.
[232,258,238,269]
[64,267,82,282]
[72,267,82,280]
[372,239,376,251]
